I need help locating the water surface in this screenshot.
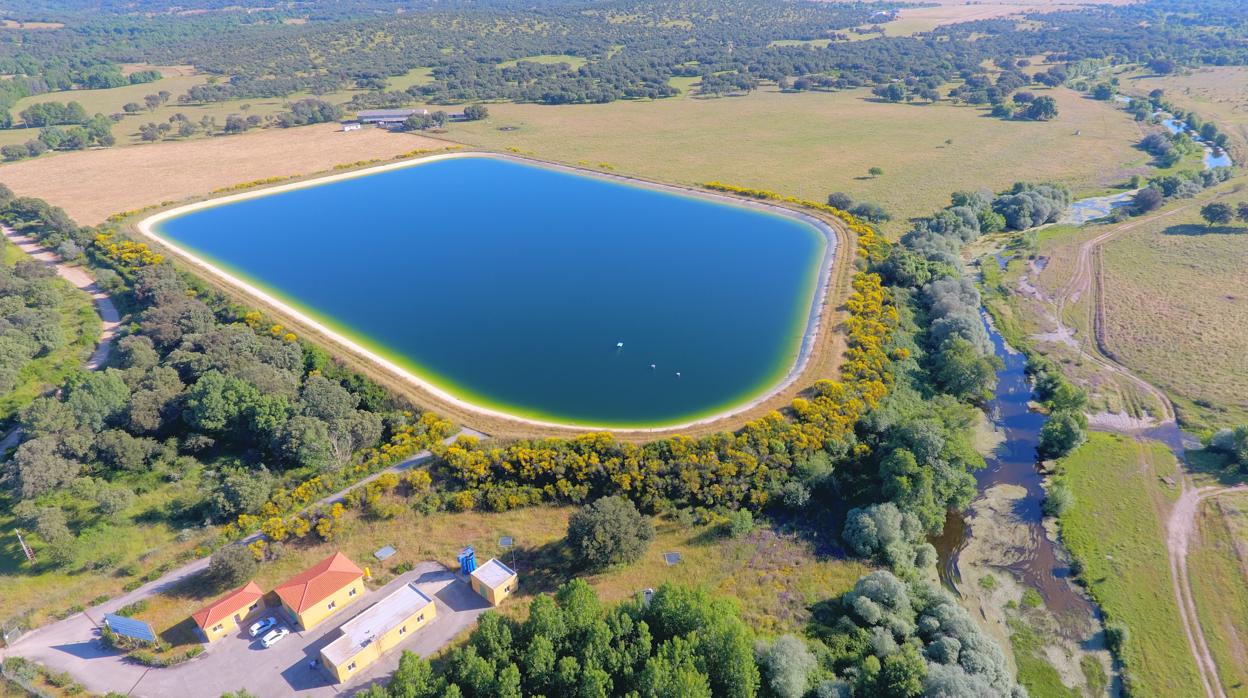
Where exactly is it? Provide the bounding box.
[154,156,828,427]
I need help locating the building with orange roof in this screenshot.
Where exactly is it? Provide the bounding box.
[191,581,267,643]
[273,551,365,630]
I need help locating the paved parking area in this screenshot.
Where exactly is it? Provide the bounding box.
[4,562,490,697]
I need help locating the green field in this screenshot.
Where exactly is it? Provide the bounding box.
[497,54,587,69]
[0,242,99,426]
[443,85,1145,234]
[1055,432,1204,697]
[1189,493,1248,696]
[1101,189,1248,428]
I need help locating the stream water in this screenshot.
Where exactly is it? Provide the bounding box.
[932,304,1096,618]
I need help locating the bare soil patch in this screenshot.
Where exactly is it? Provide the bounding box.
[0,124,446,224]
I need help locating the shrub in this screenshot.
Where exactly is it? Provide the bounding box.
[566,496,654,570]
[1042,481,1074,517]
[725,509,755,539]
[207,544,257,587]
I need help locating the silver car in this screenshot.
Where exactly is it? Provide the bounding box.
[260,627,290,648]
[248,616,278,638]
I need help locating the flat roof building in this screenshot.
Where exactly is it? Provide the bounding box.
[319,582,437,684]
[191,580,266,643]
[274,552,365,630]
[355,108,427,126]
[469,558,517,607]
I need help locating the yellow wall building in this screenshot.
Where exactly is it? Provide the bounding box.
[191,581,266,643]
[470,558,518,607]
[274,551,365,631]
[320,581,437,684]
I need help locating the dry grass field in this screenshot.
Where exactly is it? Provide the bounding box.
[1123,67,1248,157]
[1099,191,1248,427]
[0,124,449,224]
[447,85,1145,234]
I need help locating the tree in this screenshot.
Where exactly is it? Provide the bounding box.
[1022,96,1058,121]
[1200,202,1234,226]
[725,509,754,538]
[826,191,854,210]
[1133,186,1164,214]
[9,437,81,498]
[1236,202,1248,224]
[759,635,815,698]
[1092,83,1114,100]
[566,495,654,569]
[868,167,884,177]
[1038,410,1087,459]
[463,104,489,120]
[208,544,258,587]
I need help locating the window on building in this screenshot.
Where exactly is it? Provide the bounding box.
[347,662,356,671]
[418,614,424,622]
[504,585,512,592]
[212,623,223,632]
[349,587,357,597]
[328,600,337,610]
[248,602,258,611]
[399,626,407,635]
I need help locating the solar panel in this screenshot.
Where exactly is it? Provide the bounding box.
[499,536,514,548]
[374,545,397,561]
[103,613,157,644]
[663,552,682,566]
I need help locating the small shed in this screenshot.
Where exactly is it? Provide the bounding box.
[469,558,518,607]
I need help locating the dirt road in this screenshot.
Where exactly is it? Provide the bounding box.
[0,225,121,454]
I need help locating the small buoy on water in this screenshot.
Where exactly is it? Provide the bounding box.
[675,371,681,378]
[616,342,624,348]
[650,364,656,369]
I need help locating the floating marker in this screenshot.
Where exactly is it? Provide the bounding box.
[675,372,681,377]
[650,364,656,369]
[616,342,624,348]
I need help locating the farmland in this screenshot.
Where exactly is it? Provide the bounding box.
[0,124,450,225]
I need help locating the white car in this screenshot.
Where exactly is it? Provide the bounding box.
[260,627,290,648]
[248,617,278,638]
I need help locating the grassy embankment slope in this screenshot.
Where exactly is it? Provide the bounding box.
[134,501,868,655]
[1099,190,1248,428]
[1055,432,1204,696]
[1188,492,1248,696]
[0,240,98,425]
[448,85,1145,235]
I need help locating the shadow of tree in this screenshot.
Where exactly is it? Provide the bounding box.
[1163,223,1245,236]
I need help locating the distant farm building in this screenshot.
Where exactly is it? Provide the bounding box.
[354,109,428,128]
[274,551,365,630]
[342,121,362,132]
[469,558,518,607]
[191,581,266,643]
[319,582,437,683]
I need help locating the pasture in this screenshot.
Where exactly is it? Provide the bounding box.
[0,124,450,225]
[1189,493,1248,696]
[0,67,368,150]
[1100,191,1248,427]
[1124,66,1248,156]
[1055,432,1204,697]
[448,85,1145,234]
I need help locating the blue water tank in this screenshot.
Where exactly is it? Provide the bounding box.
[458,546,477,574]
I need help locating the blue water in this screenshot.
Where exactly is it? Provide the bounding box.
[154,156,827,427]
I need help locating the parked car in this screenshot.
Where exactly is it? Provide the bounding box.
[248,617,278,638]
[260,627,290,648]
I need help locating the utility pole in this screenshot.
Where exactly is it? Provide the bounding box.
[15,529,34,563]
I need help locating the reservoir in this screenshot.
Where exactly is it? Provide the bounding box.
[147,154,830,428]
